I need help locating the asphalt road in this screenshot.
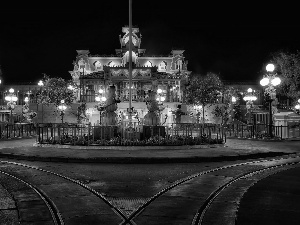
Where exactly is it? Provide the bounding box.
[1,155,300,224]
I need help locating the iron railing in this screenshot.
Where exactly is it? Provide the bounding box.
[0,123,36,140]
[36,123,225,146]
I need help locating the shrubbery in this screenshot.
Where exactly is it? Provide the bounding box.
[41,134,223,146]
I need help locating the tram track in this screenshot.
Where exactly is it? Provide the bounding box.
[192,161,300,225]
[1,155,300,224]
[121,154,300,225]
[0,160,133,225]
[0,170,64,225]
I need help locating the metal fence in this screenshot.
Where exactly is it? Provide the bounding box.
[36,123,225,146]
[224,123,300,140]
[0,123,36,140]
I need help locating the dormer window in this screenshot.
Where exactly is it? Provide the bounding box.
[94,61,103,71]
[145,61,152,67]
[159,61,167,71]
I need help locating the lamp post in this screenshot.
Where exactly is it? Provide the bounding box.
[5,88,18,124]
[58,100,67,123]
[294,99,300,114]
[95,89,107,125]
[260,63,281,137]
[243,88,257,124]
[156,88,166,124]
[193,105,203,123]
[37,80,44,123]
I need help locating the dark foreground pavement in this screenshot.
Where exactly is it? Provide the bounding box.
[237,166,300,225]
[0,137,300,163]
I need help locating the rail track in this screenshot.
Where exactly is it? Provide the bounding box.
[1,154,300,224]
[120,154,300,225]
[0,160,133,225]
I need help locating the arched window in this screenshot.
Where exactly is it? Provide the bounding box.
[176,59,183,70]
[159,61,167,71]
[78,59,86,72]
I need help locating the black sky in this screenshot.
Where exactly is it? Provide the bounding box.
[1,1,300,85]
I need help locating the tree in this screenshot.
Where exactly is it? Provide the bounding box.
[212,86,241,125]
[271,51,300,104]
[37,75,77,107]
[185,72,224,124]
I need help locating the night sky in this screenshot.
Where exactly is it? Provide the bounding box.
[1,2,300,85]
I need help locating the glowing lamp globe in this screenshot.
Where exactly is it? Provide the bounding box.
[298,99,300,104]
[266,64,275,72]
[251,96,257,101]
[99,89,104,94]
[231,96,236,103]
[260,77,269,86]
[12,96,18,102]
[157,89,163,94]
[247,88,253,93]
[95,96,101,102]
[271,77,281,86]
[156,97,159,101]
[9,88,14,93]
[61,100,65,104]
[161,96,166,102]
[243,96,249,101]
[5,96,12,101]
[295,105,300,110]
[24,97,29,103]
[101,96,107,102]
[38,80,44,86]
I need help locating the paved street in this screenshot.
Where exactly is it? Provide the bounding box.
[0,138,300,224]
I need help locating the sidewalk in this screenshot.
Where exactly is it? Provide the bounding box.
[0,137,299,163]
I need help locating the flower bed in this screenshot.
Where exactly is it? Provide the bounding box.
[40,134,223,146]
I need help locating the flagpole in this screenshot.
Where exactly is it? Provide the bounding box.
[128,0,133,126]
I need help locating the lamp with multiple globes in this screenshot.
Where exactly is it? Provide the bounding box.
[243,88,257,124]
[193,104,203,123]
[95,89,107,125]
[5,88,18,124]
[156,88,166,124]
[260,63,281,137]
[58,100,67,123]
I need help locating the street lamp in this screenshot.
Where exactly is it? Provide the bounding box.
[193,104,203,123]
[156,88,166,124]
[294,99,300,114]
[5,88,18,124]
[37,80,44,123]
[243,88,257,124]
[95,89,107,125]
[58,100,67,123]
[260,63,281,137]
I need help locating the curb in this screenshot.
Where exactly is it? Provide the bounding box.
[32,143,225,150]
[0,152,291,164]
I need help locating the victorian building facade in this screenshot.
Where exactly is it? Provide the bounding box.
[69,26,192,125]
